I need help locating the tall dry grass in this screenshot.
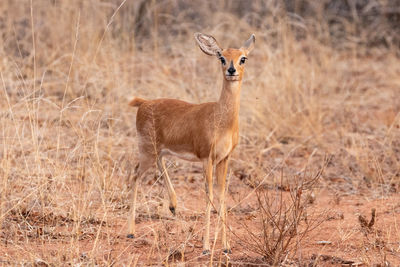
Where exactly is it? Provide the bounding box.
[0,0,399,264]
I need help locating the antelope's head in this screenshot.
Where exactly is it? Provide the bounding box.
[194,33,255,82]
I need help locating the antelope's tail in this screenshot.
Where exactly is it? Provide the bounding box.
[129,97,146,107]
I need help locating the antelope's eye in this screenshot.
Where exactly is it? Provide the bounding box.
[240,57,247,65]
[220,57,226,65]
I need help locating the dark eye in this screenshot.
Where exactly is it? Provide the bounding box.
[240,57,247,65]
[220,57,226,65]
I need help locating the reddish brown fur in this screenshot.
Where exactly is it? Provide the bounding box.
[133,48,250,162]
[127,33,255,253]
[135,97,238,161]
[220,48,249,81]
[128,97,146,107]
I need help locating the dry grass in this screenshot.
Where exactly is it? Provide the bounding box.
[0,0,399,265]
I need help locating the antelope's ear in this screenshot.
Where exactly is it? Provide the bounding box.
[241,34,255,54]
[194,33,222,57]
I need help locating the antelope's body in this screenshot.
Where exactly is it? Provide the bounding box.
[127,33,255,254]
[131,95,239,162]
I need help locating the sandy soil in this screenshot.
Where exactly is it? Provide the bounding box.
[1,158,399,266]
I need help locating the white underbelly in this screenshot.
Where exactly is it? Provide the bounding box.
[160,132,234,163]
[160,148,202,162]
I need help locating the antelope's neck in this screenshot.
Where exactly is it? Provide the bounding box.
[217,80,242,128]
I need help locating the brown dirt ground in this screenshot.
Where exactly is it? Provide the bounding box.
[1,159,399,266]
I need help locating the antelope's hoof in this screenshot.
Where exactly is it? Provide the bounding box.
[169,206,176,215]
[126,234,135,239]
[202,250,210,255]
[223,249,232,254]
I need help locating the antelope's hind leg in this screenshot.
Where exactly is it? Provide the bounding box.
[157,156,177,215]
[127,156,152,239]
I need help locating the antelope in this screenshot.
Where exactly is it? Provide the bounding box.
[127,33,255,254]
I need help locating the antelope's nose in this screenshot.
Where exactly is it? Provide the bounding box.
[227,67,236,75]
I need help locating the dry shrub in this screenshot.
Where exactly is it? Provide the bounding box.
[357,209,394,266]
[239,164,325,265]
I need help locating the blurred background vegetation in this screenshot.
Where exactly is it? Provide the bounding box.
[1,0,399,201]
[2,0,400,55]
[0,1,400,264]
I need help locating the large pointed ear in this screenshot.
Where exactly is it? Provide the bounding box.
[194,33,222,57]
[242,34,255,54]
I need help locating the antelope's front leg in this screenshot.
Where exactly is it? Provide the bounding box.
[202,157,214,254]
[216,155,231,253]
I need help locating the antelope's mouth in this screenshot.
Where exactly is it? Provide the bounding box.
[225,75,239,81]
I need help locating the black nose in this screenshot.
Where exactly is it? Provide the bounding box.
[227,67,236,75]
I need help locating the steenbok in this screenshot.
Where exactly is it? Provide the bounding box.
[128,33,255,254]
